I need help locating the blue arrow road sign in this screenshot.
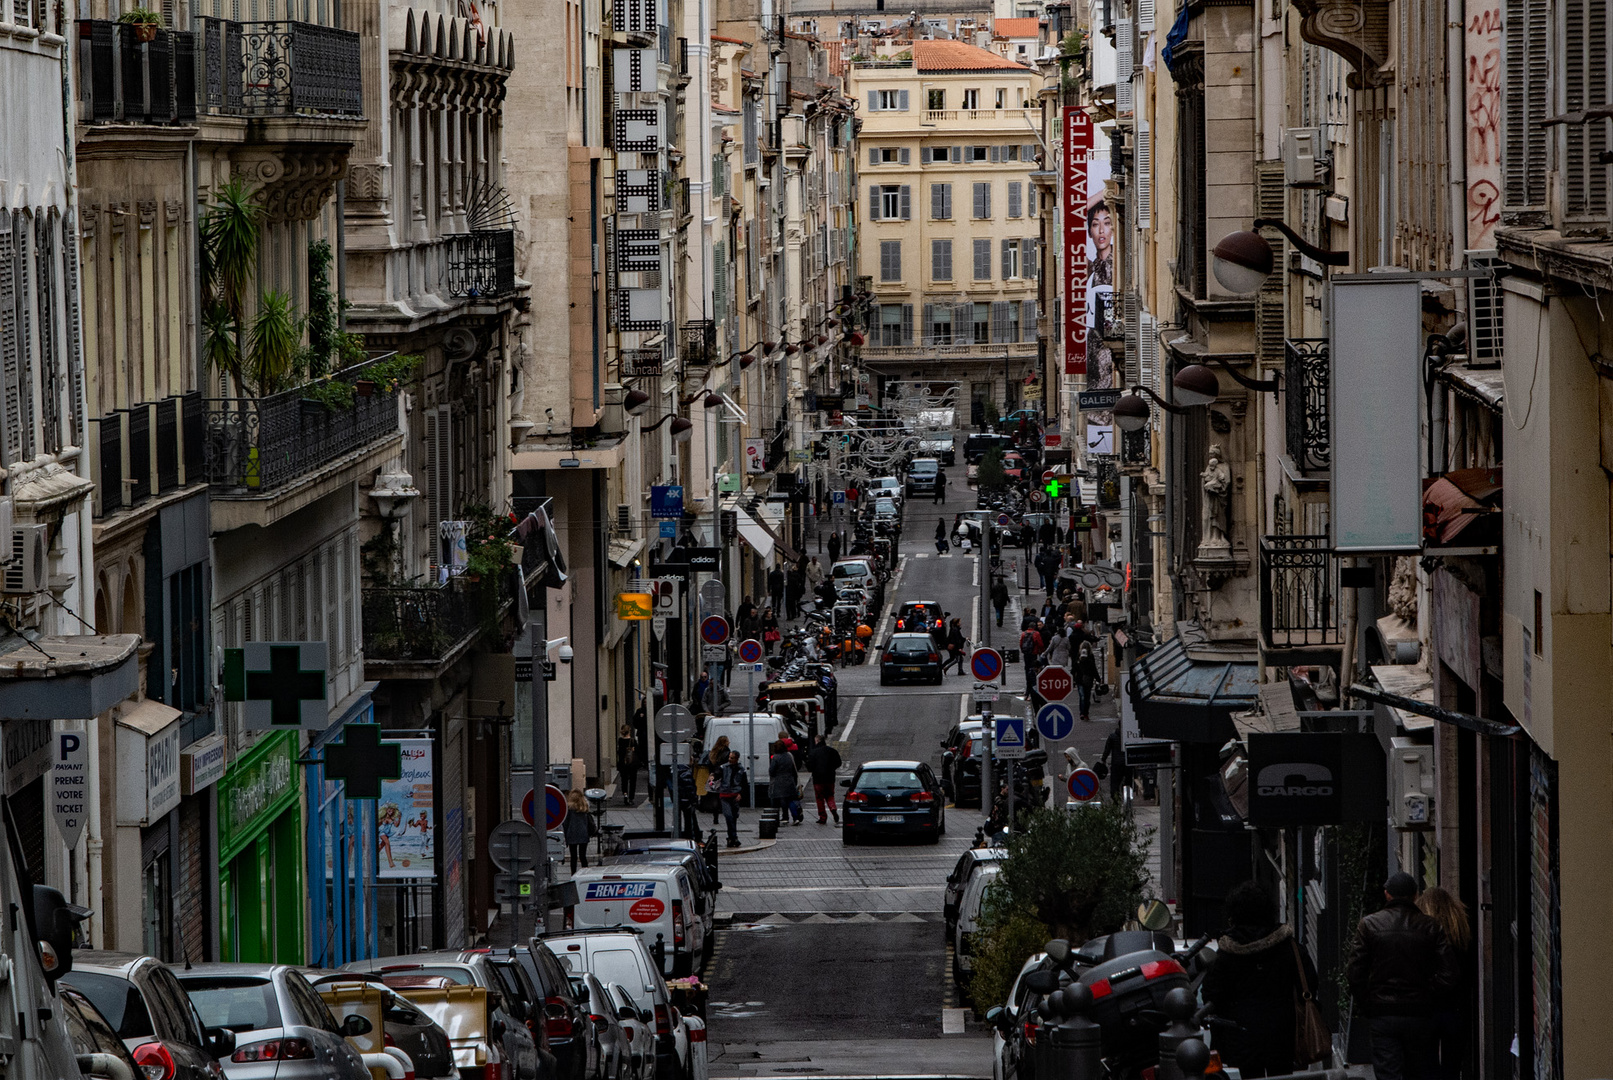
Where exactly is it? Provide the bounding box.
[995,715,1025,749]
[1036,702,1076,741]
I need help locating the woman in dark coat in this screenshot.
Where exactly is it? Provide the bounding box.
[1201,880,1321,1077]
[767,741,803,824]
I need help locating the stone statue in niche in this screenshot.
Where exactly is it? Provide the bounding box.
[1199,442,1231,555]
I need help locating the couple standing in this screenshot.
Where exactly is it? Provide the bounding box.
[769,735,843,824]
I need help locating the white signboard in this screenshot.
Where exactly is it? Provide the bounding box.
[50,729,88,849]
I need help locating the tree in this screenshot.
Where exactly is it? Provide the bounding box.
[200,179,262,393]
[968,804,1154,1009]
[977,447,1007,491]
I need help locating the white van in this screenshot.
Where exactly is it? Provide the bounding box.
[952,863,1002,988]
[564,867,706,976]
[542,930,690,1080]
[701,712,793,803]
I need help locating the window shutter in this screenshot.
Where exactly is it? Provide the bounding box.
[974,238,991,280]
[953,145,963,163]
[1025,143,1038,163]
[1025,238,1039,278]
[1139,311,1158,424]
[898,89,910,110]
[869,184,881,220]
[1028,186,1038,216]
[1503,0,1549,211]
[1115,18,1134,116]
[1138,0,1155,30]
[932,238,952,280]
[991,301,1011,343]
[1561,0,1609,221]
[869,147,880,167]
[867,90,878,111]
[900,304,914,345]
[714,240,727,315]
[922,303,935,345]
[1123,291,1140,386]
[1022,300,1038,342]
[921,146,932,164]
[1255,161,1287,369]
[901,147,911,165]
[990,145,1001,163]
[1136,122,1152,227]
[1466,249,1505,362]
[943,184,952,218]
[1002,238,1014,278]
[900,185,912,219]
[931,183,945,219]
[1008,181,1023,217]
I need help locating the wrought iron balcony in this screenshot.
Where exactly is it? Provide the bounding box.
[1259,534,1343,651]
[681,320,716,366]
[444,229,517,298]
[1284,338,1329,473]
[79,21,198,124]
[91,393,205,518]
[197,17,362,117]
[362,572,518,669]
[203,353,401,496]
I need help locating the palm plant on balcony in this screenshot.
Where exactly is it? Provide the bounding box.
[201,179,262,394]
[248,291,304,394]
[117,6,162,40]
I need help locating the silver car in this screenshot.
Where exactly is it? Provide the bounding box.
[176,964,372,1080]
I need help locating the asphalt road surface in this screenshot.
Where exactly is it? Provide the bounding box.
[706,498,1122,1079]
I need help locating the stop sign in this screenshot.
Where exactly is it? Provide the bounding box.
[1036,665,1074,702]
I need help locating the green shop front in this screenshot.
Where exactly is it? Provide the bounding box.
[218,731,303,963]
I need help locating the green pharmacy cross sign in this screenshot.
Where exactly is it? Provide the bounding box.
[321,724,402,800]
[223,642,330,729]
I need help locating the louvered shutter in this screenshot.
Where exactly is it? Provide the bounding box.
[713,240,727,315]
[1123,291,1140,385]
[1466,250,1505,362]
[0,224,18,467]
[899,185,912,220]
[1136,122,1152,227]
[900,147,911,164]
[1025,143,1038,162]
[1028,186,1038,216]
[1115,18,1134,116]
[1561,0,1609,221]
[869,147,880,167]
[953,145,963,163]
[1022,300,1038,342]
[921,147,932,164]
[1002,238,1014,278]
[1138,0,1155,29]
[423,405,455,571]
[867,90,879,111]
[1255,161,1287,369]
[991,301,1011,343]
[974,238,991,280]
[931,183,945,219]
[932,238,952,280]
[988,145,998,163]
[1138,311,1157,424]
[869,185,881,220]
[898,90,910,110]
[1503,0,1549,211]
[1024,238,1039,278]
[900,304,914,345]
[922,303,936,345]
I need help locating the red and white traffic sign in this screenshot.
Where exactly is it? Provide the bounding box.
[970,647,1004,683]
[737,638,763,664]
[1036,665,1073,702]
[1068,768,1101,802]
[700,615,730,645]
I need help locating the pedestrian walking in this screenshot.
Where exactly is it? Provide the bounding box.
[674,763,700,840]
[692,669,714,717]
[715,751,748,847]
[1075,642,1100,721]
[935,517,949,554]
[942,617,968,675]
[768,564,785,613]
[1347,872,1456,1080]
[806,557,824,591]
[828,531,842,564]
[768,741,804,824]
[737,595,757,627]
[786,562,805,619]
[761,607,781,655]
[617,723,641,805]
[563,790,593,872]
[1416,886,1472,1080]
[1098,726,1132,801]
[1018,623,1043,689]
[934,468,948,504]
[991,577,1009,627]
[704,737,731,822]
[1201,881,1324,1077]
[805,735,842,824]
[1044,623,1072,669]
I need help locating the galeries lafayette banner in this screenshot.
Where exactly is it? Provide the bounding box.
[1063,106,1094,375]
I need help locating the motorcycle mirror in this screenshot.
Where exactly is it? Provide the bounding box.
[1136,898,1172,932]
[1023,970,1060,996]
[1044,938,1073,965]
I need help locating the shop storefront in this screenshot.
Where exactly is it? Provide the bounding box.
[218,731,302,963]
[305,693,382,967]
[114,700,183,957]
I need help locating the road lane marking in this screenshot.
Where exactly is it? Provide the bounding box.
[942,1008,967,1034]
[840,696,866,744]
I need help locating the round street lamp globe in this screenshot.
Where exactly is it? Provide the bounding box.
[1211,230,1275,295]
[784,342,801,355]
[739,352,756,369]
[763,340,779,352]
[1114,392,1151,432]
[623,388,652,415]
[848,331,866,347]
[671,416,694,442]
[702,391,724,409]
[1171,364,1220,407]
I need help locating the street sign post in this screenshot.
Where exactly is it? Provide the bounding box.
[544,784,568,830]
[488,820,542,873]
[654,703,697,840]
[1036,665,1074,703]
[1036,702,1076,741]
[700,579,726,612]
[970,647,1004,684]
[700,615,730,645]
[1068,767,1101,802]
[994,715,1027,759]
[737,639,763,664]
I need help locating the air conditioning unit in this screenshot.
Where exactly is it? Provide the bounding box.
[4,525,49,595]
[600,383,627,436]
[616,504,633,534]
[1283,128,1324,187]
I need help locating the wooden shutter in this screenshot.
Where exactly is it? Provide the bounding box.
[1561,0,1610,222]
[922,302,935,344]
[1022,300,1038,342]
[867,90,879,111]
[1139,0,1155,30]
[1255,161,1288,370]
[899,185,912,219]
[869,146,880,167]
[932,238,952,280]
[900,147,911,164]
[869,184,881,220]
[713,240,727,316]
[1008,181,1022,217]
[921,147,932,164]
[898,90,910,110]
[1115,18,1134,116]
[0,222,18,468]
[953,145,963,163]
[974,238,991,280]
[900,304,914,345]
[1123,291,1140,385]
[931,183,945,219]
[1139,311,1158,425]
[991,301,1011,343]
[1002,238,1014,278]
[1503,0,1549,212]
[1024,238,1039,278]
[1136,122,1152,227]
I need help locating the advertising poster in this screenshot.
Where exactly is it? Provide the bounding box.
[1062,107,1094,374]
[377,739,435,879]
[1083,154,1116,455]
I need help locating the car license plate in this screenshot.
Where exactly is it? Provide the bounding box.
[903,666,920,672]
[876,814,905,823]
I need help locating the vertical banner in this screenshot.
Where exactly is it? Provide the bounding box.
[1063,107,1094,374]
[1084,154,1116,454]
[744,437,765,473]
[377,739,436,879]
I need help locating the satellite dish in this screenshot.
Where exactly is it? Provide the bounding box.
[444,327,479,362]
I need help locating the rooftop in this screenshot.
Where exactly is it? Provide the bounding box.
[912,40,1035,73]
[993,18,1042,38]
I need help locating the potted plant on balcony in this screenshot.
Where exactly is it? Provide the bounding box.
[118,8,163,42]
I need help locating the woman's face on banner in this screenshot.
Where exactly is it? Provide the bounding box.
[1091,206,1114,255]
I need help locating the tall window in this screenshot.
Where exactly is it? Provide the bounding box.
[995,88,1007,109]
[879,304,912,346]
[973,238,992,281]
[1024,238,1039,278]
[926,304,954,345]
[972,302,991,343]
[870,184,911,220]
[963,88,980,110]
[1008,181,1023,217]
[930,182,952,219]
[931,238,953,281]
[1176,57,1207,298]
[1002,239,1021,279]
[928,88,945,110]
[880,240,903,282]
[972,182,992,218]
[882,187,902,218]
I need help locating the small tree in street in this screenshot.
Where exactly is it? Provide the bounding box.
[977,447,1007,491]
[968,804,1154,1009]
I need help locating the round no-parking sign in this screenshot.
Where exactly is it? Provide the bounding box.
[970,647,1004,683]
[1068,768,1101,802]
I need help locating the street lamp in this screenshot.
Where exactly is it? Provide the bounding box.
[1212,219,1350,294]
[671,416,694,443]
[1171,364,1221,407]
[1113,385,1193,432]
[624,388,652,416]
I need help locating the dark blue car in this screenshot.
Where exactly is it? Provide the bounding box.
[842,760,946,845]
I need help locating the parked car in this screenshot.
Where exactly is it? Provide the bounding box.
[868,476,904,504]
[572,972,631,1080]
[941,720,987,807]
[542,929,690,1080]
[943,848,1007,942]
[176,964,373,1080]
[841,760,946,844]
[681,1012,709,1080]
[307,972,455,1080]
[605,982,655,1080]
[964,433,1011,463]
[501,943,593,1080]
[1002,452,1027,479]
[894,600,943,635]
[563,866,706,976]
[608,851,718,956]
[342,952,542,1080]
[952,863,1002,989]
[990,953,1063,1080]
[64,952,235,1080]
[60,984,149,1080]
[879,632,943,686]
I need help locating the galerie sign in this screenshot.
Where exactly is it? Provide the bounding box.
[1063,107,1094,375]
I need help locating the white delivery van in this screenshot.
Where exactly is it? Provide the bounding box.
[700,712,793,804]
[952,863,1002,988]
[542,930,689,1080]
[565,868,705,976]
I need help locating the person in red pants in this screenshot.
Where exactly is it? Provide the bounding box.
[805,735,843,824]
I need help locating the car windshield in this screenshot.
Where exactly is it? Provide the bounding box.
[874,499,897,513]
[890,637,933,655]
[379,965,474,985]
[833,564,868,579]
[181,977,283,1032]
[857,769,924,791]
[61,973,154,1041]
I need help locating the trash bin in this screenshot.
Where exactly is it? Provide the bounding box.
[757,807,780,839]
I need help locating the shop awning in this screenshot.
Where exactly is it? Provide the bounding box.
[1128,628,1259,743]
[0,633,140,719]
[734,507,775,561]
[608,538,645,568]
[752,501,801,562]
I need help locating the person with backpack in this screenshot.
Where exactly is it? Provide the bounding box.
[1076,642,1101,721]
[1019,623,1043,690]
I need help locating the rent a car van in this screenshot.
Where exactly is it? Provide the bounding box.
[563,868,706,976]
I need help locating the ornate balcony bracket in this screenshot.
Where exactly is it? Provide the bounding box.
[1191,548,1251,591]
[1289,0,1390,88]
[233,146,351,223]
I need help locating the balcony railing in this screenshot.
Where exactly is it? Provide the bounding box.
[363,571,517,666]
[1259,535,1343,651]
[203,353,401,495]
[681,320,716,366]
[860,342,1038,359]
[197,17,362,117]
[91,393,205,518]
[1284,338,1329,473]
[79,21,198,124]
[444,229,517,298]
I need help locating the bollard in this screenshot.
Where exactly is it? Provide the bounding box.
[1041,984,1103,1080]
[1156,987,1202,1080]
[758,807,780,839]
[1174,1038,1211,1080]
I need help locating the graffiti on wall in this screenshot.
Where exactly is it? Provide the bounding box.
[1465,3,1502,246]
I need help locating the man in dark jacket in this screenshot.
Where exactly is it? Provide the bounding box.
[1202,881,1320,1076]
[991,577,1010,627]
[767,565,785,614]
[1346,872,1454,1080]
[714,752,748,847]
[805,735,843,824]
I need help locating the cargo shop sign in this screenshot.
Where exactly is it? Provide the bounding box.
[1246,732,1385,826]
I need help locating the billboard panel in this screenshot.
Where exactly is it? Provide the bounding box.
[1063,107,1094,374]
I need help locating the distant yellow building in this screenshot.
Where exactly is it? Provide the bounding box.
[848,41,1045,419]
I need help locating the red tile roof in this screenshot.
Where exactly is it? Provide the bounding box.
[912,40,1034,73]
[993,18,1042,38]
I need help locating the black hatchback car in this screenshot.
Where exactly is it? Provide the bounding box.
[880,633,943,685]
[63,951,234,1080]
[842,760,946,844]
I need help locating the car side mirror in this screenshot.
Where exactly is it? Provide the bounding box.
[206,1027,236,1059]
[492,1019,507,1040]
[341,1013,373,1037]
[943,750,955,763]
[985,1006,1006,1031]
[32,885,88,985]
[839,778,852,788]
[617,1006,638,1022]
